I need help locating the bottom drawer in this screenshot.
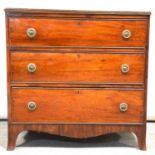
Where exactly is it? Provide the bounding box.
[11,88,144,123]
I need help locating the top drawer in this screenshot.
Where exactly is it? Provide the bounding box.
[8,18,147,47]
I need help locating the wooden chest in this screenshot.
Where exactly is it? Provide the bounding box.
[5,8,150,150]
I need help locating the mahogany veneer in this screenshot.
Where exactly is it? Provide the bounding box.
[11,52,144,83]
[12,88,144,123]
[9,18,146,47]
[5,8,150,150]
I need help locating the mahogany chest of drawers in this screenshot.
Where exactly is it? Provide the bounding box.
[5,8,150,150]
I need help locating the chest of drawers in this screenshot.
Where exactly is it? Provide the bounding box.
[5,8,150,150]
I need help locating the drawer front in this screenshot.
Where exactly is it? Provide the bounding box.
[9,18,147,47]
[11,52,144,84]
[11,88,144,123]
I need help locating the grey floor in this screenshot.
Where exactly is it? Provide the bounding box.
[0,122,155,154]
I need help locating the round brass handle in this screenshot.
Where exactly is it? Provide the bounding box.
[119,103,128,112]
[27,63,37,73]
[122,29,132,39]
[121,64,129,74]
[26,28,37,38]
[27,101,37,111]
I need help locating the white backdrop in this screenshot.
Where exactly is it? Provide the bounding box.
[0,0,155,120]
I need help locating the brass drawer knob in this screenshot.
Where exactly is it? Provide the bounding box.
[27,101,37,111]
[119,103,128,112]
[121,64,129,74]
[27,63,37,73]
[122,29,132,39]
[26,28,37,38]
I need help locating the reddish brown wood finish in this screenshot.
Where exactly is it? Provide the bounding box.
[10,47,146,52]
[11,52,144,83]
[7,124,146,150]
[5,9,150,150]
[9,18,147,47]
[5,8,151,16]
[11,88,144,123]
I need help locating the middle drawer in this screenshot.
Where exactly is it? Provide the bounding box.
[11,52,144,84]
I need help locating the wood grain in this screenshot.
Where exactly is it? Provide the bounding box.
[7,124,146,150]
[11,88,144,123]
[5,9,150,150]
[5,8,151,16]
[9,18,147,47]
[11,52,145,83]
